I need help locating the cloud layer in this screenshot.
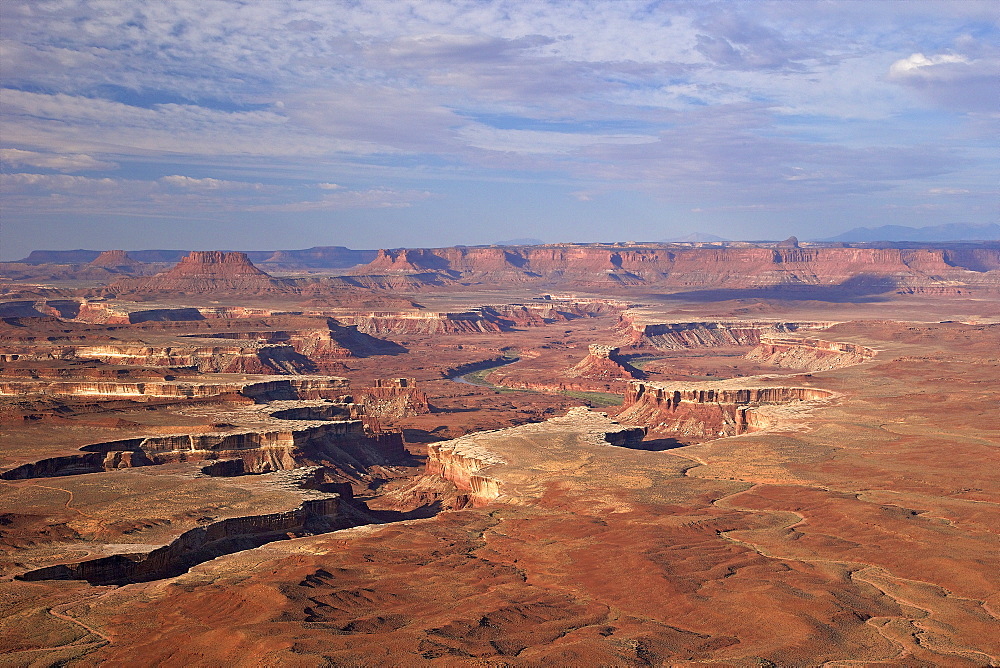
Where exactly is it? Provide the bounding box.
[1,0,997,257]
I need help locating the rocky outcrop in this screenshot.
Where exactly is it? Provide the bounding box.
[72,301,275,324]
[354,378,430,423]
[16,496,345,585]
[0,342,316,374]
[333,310,505,335]
[617,381,832,440]
[745,336,876,371]
[616,317,831,350]
[568,345,642,380]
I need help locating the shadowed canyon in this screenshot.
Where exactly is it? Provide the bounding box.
[1,241,998,666]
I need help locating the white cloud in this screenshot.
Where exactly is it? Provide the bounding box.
[159,175,265,190]
[889,52,970,77]
[0,89,382,158]
[0,148,118,172]
[1,172,126,193]
[887,48,1000,112]
[1,0,996,245]
[248,188,433,212]
[457,126,657,155]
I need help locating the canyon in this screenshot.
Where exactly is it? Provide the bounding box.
[0,242,998,666]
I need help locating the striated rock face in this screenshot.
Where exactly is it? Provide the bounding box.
[616,316,830,350]
[426,439,505,507]
[617,381,832,440]
[745,336,876,371]
[0,342,317,374]
[350,244,1000,291]
[568,344,642,380]
[334,310,504,335]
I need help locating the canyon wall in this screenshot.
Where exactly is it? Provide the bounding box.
[425,439,505,507]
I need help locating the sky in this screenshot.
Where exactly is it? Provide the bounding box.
[1,0,998,259]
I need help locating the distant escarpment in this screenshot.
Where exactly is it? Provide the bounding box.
[0,249,158,281]
[349,244,1000,292]
[617,381,833,441]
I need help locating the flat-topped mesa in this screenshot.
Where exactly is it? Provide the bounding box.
[87,250,143,271]
[745,335,876,371]
[568,344,642,380]
[107,251,291,295]
[172,251,271,277]
[617,381,833,440]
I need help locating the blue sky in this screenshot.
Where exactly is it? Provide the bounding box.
[1,0,997,259]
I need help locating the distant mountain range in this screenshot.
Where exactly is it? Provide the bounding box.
[821,223,1000,243]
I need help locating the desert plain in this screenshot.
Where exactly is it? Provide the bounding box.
[0,241,998,666]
